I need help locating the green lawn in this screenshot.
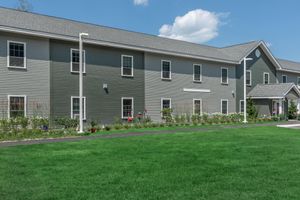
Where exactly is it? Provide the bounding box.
[1,126,300,200]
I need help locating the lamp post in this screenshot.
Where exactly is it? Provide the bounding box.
[78,33,89,133]
[243,57,253,123]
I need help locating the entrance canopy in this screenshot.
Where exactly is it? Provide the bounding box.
[247,83,300,100]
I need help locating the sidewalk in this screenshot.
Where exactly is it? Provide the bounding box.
[0,121,298,148]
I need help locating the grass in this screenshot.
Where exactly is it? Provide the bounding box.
[1,126,300,199]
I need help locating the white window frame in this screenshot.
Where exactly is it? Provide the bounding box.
[70,48,86,73]
[7,95,27,118]
[221,67,228,84]
[246,70,252,86]
[193,64,202,82]
[282,75,287,83]
[121,97,134,119]
[263,72,270,84]
[71,96,86,120]
[7,40,27,69]
[297,77,300,86]
[161,98,172,111]
[121,55,134,77]
[193,98,202,115]
[239,100,245,113]
[161,60,172,80]
[221,99,228,115]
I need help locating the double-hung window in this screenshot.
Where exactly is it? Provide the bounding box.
[121,55,133,77]
[246,70,252,86]
[8,41,26,68]
[297,77,300,86]
[71,96,86,120]
[122,97,134,119]
[282,75,287,83]
[193,99,202,115]
[221,99,228,115]
[161,98,171,110]
[263,72,269,84]
[71,49,85,73]
[193,64,202,82]
[221,67,228,84]
[8,95,26,118]
[161,60,171,80]
[240,100,245,113]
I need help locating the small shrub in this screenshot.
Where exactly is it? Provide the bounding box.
[104,125,111,131]
[161,108,173,123]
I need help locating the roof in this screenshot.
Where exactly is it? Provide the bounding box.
[0,7,258,64]
[247,83,300,99]
[277,59,300,73]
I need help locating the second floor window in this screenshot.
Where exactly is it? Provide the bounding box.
[8,41,26,68]
[71,49,85,73]
[221,67,228,84]
[121,55,133,76]
[282,75,287,83]
[246,70,252,86]
[193,64,202,82]
[263,72,269,84]
[161,60,171,80]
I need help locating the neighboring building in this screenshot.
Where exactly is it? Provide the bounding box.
[0,7,300,123]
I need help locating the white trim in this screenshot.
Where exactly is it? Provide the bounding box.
[71,96,86,120]
[7,95,27,118]
[183,88,211,93]
[70,48,86,73]
[221,67,228,84]
[263,72,270,84]
[161,98,172,111]
[0,26,239,65]
[282,75,287,83]
[239,100,245,113]
[161,60,172,80]
[7,40,27,69]
[193,64,202,82]
[283,84,300,97]
[193,99,202,115]
[248,96,284,99]
[121,55,134,77]
[221,99,228,115]
[121,97,134,119]
[246,70,252,86]
[278,68,300,74]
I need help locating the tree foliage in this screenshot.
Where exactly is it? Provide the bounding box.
[288,100,297,119]
[247,98,258,119]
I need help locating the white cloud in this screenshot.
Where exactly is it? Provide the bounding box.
[133,0,148,6]
[159,9,228,43]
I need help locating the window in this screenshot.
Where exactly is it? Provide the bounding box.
[297,77,300,86]
[71,96,86,120]
[161,60,171,79]
[240,100,245,113]
[193,99,202,115]
[8,95,26,118]
[263,72,269,84]
[7,41,26,68]
[246,70,252,86]
[193,64,202,82]
[121,55,133,76]
[122,97,134,119]
[221,67,228,84]
[221,99,228,115]
[282,75,287,83]
[71,49,85,73]
[161,98,171,110]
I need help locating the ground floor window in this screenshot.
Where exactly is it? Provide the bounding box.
[221,99,228,115]
[122,97,134,119]
[8,95,26,118]
[193,99,202,115]
[71,96,86,120]
[240,100,245,113]
[161,98,171,110]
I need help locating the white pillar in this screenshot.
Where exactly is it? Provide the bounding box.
[79,34,84,133]
[243,58,247,123]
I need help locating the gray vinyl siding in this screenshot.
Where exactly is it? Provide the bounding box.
[145,52,236,122]
[50,40,145,124]
[277,71,300,85]
[0,32,50,118]
[236,47,278,111]
[253,99,272,116]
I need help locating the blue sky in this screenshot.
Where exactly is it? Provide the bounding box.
[1,0,300,61]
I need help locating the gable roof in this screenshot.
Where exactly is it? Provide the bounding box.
[247,83,300,99]
[277,59,300,73]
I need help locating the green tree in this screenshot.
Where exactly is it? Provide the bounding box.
[288,100,297,119]
[247,98,258,120]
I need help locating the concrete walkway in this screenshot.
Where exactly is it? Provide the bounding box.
[0,121,298,148]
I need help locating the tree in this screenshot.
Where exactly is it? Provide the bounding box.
[288,100,297,119]
[16,0,33,12]
[247,98,258,120]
